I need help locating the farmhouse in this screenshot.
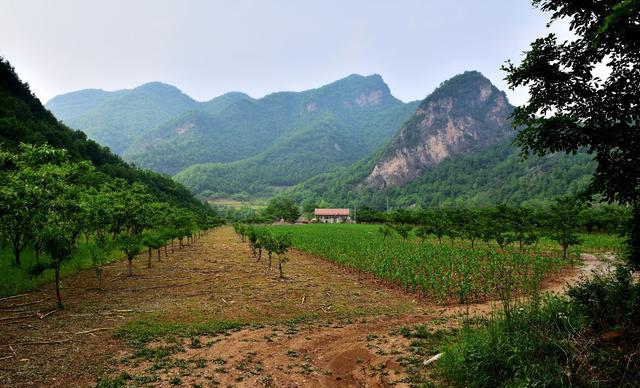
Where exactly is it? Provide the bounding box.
[314,208,350,223]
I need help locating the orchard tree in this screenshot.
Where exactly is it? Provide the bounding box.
[88,234,111,290]
[274,233,292,278]
[143,230,165,267]
[378,224,395,239]
[503,0,640,268]
[32,219,75,308]
[116,183,152,275]
[392,224,413,241]
[120,234,142,276]
[0,144,67,265]
[548,196,583,260]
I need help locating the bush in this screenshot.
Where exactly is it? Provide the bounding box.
[439,269,640,387]
[439,297,585,387]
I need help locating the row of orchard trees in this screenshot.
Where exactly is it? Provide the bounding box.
[233,224,292,278]
[375,199,613,260]
[0,143,218,307]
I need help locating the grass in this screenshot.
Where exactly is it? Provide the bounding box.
[438,296,583,387]
[114,317,245,345]
[0,242,128,297]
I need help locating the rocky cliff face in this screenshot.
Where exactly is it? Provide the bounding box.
[365,71,513,188]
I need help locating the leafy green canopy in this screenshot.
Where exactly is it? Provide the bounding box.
[502,0,640,266]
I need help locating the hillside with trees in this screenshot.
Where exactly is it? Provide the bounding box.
[0,57,205,211]
[47,74,420,196]
[290,72,597,208]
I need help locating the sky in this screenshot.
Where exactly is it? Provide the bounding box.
[1,0,570,106]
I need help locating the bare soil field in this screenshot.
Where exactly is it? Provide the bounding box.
[0,227,610,387]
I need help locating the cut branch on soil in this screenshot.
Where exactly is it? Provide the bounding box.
[75,327,114,335]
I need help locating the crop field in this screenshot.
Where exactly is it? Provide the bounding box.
[261,224,624,305]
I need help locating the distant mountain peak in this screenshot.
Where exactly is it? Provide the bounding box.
[133,81,185,95]
[304,73,395,110]
[365,71,513,188]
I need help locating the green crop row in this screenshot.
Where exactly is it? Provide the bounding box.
[261,224,577,305]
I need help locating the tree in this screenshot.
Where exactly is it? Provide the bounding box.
[263,197,300,223]
[36,220,75,308]
[142,230,164,267]
[0,144,69,265]
[378,224,395,239]
[503,0,640,268]
[120,234,142,276]
[88,234,111,290]
[548,196,583,260]
[391,224,413,241]
[247,227,263,260]
[274,233,292,278]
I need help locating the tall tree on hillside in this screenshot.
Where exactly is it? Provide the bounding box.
[503,0,640,268]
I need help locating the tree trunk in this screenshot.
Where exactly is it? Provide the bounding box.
[157,249,161,262]
[279,260,284,278]
[563,244,568,261]
[147,247,152,268]
[55,266,63,309]
[257,248,262,262]
[164,243,168,257]
[128,257,133,276]
[171,239,174,253]
[268,253,272,269]
[12,235,22,266]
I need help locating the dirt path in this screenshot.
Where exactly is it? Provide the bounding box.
[0,227,614,387]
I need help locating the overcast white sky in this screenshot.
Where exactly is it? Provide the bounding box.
[1,0,569,105]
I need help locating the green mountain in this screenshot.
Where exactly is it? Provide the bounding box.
[290,71,596,208]
[46,69,595,207]
[46,82,199,154]
[49,74,420,197]
[0,58,203,210]
[173,101,417,198]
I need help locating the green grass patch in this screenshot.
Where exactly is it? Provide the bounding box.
[114,318,245,345]
[0,243,127,297]
[437,296,585,387]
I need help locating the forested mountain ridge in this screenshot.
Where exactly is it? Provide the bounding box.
[366,71,514,188]
[173,100,419,198]
[0,58,204,210]
[46,82,199,154]
[290,71,596,208]
[48,74,421,196]
[123,73,411,175]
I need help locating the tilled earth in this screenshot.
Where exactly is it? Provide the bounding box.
[0,227,607,387]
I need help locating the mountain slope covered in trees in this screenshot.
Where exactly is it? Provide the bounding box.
[46,82,200,154]
[0,58,204,210]
[48,74,420,196]
[46,69,596,206]
[290,72,596,208]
